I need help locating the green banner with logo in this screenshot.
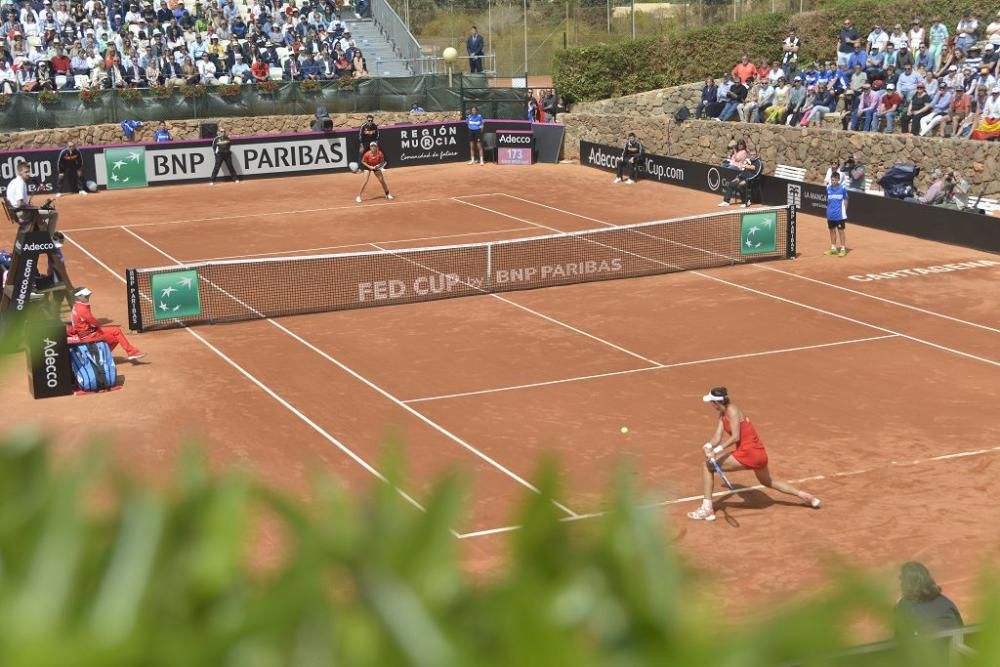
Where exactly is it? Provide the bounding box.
[740,211,777,255]
[150,269,201,320]
[104,147,147,189]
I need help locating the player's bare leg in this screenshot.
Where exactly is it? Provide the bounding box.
[356,171,371,203]
[374,171,392,199]
[754,467,820,508]
[689,455,743,521]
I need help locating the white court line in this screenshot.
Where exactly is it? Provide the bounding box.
[501,193,1000,336]
[119,226,581,519]
[67,193,506,232]
[455,444,1000,539]
[404,334,898,403]
[488,195,999,368]
[64,233,442,532]
[179,226,541,263]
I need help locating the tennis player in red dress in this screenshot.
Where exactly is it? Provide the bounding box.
[688,386,821,521]
[356,141,393,204]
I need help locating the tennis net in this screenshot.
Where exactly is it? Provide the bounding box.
[125,205,796,332]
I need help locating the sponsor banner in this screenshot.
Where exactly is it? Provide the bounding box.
[497,130,533,165]
[126,268,143,332]
[7,231,56,315]
[105,147,148,189]
[26,319,75,399]
[377,121,470,166]
[580,141,719,190]
[0,149,60,196]
[132,136,350,185]
[150,269,201,320]
[739,211,778,255]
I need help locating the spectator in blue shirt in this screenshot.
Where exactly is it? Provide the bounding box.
[919,82,953,135]
[695,76,718,119]
[153,121,171,142]
[847,45,867,71]
[896,64,923,100]
[301,53,321,80]
[466,105,484,164]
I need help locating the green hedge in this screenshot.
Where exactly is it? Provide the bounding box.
[554,0,1000,101]
[0,432,997,665]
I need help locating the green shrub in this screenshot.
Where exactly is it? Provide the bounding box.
[554,0,1000,101]
[0,432,994,666]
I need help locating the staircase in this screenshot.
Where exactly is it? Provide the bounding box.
[343,17,412,77]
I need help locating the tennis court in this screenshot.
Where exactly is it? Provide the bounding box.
[13,162,999,612]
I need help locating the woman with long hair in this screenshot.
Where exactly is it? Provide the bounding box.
[351,48,368,78]
[895,562,963,636]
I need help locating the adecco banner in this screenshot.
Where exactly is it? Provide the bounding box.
[580,141,722,192]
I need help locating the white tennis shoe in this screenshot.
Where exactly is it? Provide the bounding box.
[613,177,622,183]
[687,506,716,521]
[386,193,393,200]
[355,196,362,203]
[625,179,635,184]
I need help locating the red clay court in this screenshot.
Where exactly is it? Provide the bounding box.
[8,162,999,615]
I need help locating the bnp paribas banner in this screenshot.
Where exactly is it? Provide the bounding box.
[92,122,471,189]
[104,147,148,189]
[94,134,352,188]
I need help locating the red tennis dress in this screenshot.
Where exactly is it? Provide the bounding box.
[723,414,769,470]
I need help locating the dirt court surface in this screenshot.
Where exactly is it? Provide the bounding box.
[7,162,998,617]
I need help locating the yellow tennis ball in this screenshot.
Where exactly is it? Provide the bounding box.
[620,426,629,434]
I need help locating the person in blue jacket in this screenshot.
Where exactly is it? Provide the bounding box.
[153,121,171,142]
[466,105,484,165]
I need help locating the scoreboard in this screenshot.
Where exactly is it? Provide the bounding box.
[496,130,534,165]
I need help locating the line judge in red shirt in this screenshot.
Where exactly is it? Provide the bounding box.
[355,141,393,204]
[68,287,146,361]
[687,386,820,522]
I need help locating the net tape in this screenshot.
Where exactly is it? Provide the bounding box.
[127,205,792,331]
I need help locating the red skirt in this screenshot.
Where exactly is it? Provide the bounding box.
[732,445,769,470]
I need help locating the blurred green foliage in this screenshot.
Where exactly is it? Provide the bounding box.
[0,432,993,666]
[554,0,1000,101]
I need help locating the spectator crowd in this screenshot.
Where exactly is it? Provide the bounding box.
[0,0,378,95]
[693,11,1000,141]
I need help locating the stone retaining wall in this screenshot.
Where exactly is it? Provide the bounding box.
[569,83,703,118]
[0,112,457,150]
[562,112,1000,197]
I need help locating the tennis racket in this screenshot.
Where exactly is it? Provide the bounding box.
[709,458,734,490]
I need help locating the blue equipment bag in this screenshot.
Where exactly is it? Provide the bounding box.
[69,342,117,392]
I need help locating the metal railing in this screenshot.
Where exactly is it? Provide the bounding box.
[372,54,497,78]
[370,0,422,74]
[781,624,982,667]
